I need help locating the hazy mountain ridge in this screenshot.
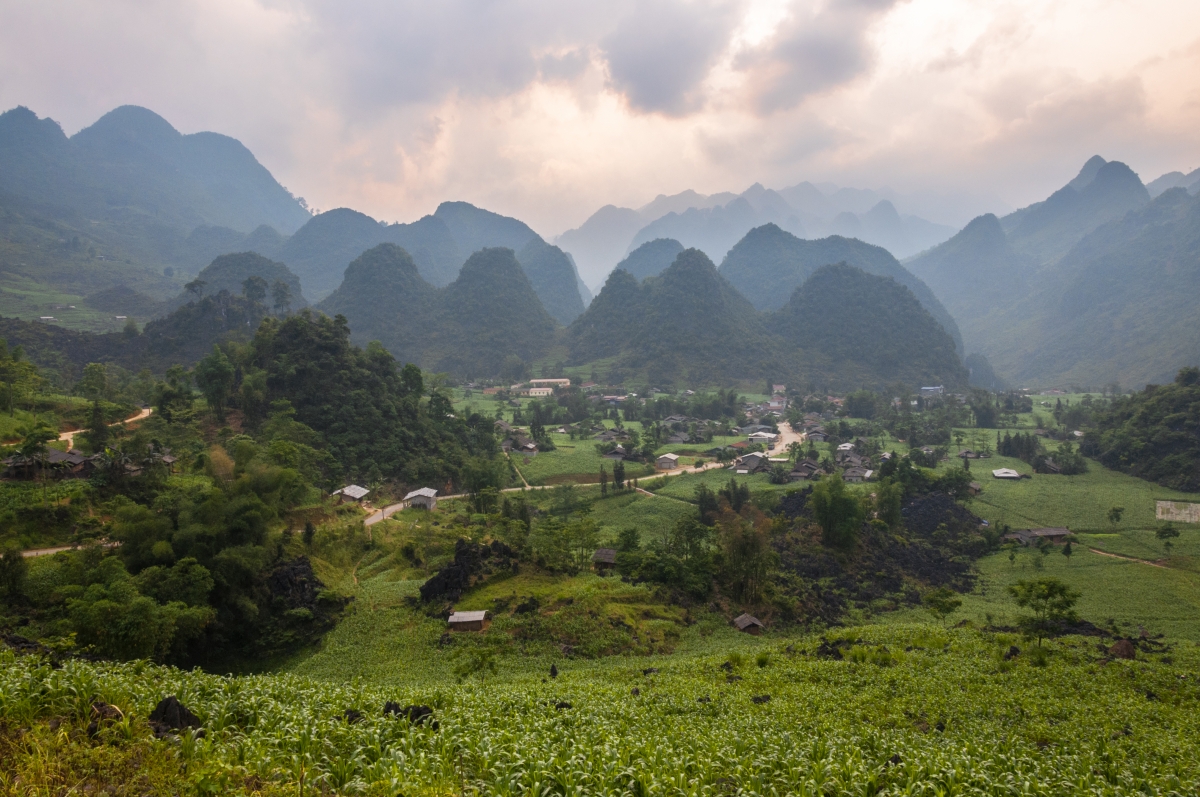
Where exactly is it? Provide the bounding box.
[567,249,966,390]
[717,223,964,355]
[907,157,1199,388]
[316,244,557,377]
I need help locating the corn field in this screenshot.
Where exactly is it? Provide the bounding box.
[1,625,1197,796]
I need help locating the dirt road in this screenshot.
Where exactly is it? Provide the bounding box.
[58,406,153,449]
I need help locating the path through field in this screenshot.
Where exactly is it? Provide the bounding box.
[1088,547,1170,569]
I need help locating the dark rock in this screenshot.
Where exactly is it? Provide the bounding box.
[87,702,123,737]
[148,696,201,738]
[935,721,946,732]
[1109,639,1136,660]
[642,667,659,675]
[630,688,640,696]
[751,695,771,704]
[697,695,711,703]
[343,709,363,724]
[888,754,902,766]
[555,701,572,710]
[1003,645,1020,661]
[550,663,558,679]
[385,703,436,728]
[420,538,517,603]
[726,675,742,683]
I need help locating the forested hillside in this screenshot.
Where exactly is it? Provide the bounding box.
[568,251,967,390]
[718,223,963,354]
[617,238,684,281]
[771,263,967,390]
[908,159,1200,388]
[1084,366,1200,491]
[317,245,558,378]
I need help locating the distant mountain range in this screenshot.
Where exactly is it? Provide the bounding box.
[906,157,1200,388]
[568,249,966,390]
[556,182,969,290]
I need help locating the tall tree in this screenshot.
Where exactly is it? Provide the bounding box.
[271,280,292,315]
[193,346,236,422]
[242,275,268,304]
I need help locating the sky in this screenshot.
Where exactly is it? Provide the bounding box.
[2,0,1199,236]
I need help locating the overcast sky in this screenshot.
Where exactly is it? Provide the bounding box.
[2,0,1198,235]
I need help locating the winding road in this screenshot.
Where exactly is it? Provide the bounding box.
[57,406,153,449]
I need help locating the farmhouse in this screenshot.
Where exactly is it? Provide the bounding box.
[332,484,370,504]
[447,610,488,632]
[1002,527,1072,546]
[403,487,438,510]
[738,452,769,473]
[733,613,765,635]
[843,467,873,483]
[790,459,821,481]
[530,378,571,388]
[656,453,680,470]
[968,481,983,496]
[592,548,617,573]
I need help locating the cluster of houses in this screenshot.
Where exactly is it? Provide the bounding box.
[495,420,541,456]
[2,447,177,480]
[742,385,789,417]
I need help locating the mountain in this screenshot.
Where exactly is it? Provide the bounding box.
[276,209,462,300]
[568,249,782,385]
[616,238,684,281]
[182,252,307,310]
[1001,157,1150,265]
[317,246,558,378]
[1146,168,1200,198]
[626,194,804,263]
[0,105,310,235]
[554,205,645,289]
[718,223,964,353]
[419,248,559,376]
[315,244,437,362]
[515,239,586,325]
[771,264,967,390]
[986,188,1200,388]
[904,214,1034,321]
[433,201,539,255]
[566,250,968,390]
[903,156,1199,388]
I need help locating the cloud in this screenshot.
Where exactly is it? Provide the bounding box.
[600,0,743,115]
[736,0,901,114]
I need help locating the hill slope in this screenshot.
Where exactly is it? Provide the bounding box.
[772,264,968,390]
[617,238,685,281]
[718,224,964,353]
[180,252,307,310]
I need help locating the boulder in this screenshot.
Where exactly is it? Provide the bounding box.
[1109,639,1137,660]
[148,696,202,738]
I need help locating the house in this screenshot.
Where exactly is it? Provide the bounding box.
[494,419,513,434]
[1002,527,1072,546]
[333,484,370,504]
[733,613,765,635]
[992,468,1024,480]
[603,445,626,461]
[968,481,983,496]
[807,431,828,443]
[739,452,769,473]
[958,449,978,459]
[656,453,680,470]
[772,385,786,394]
[843,467,873,483]
[403,487,439,510]
[748,431,777,444]
[790,459,821,481]
[530,378,571,388]
[592,548,617,573]
[1041,459,1062,474]
[920,385,945,397]
[448,610,488,632]
[836,442,856,452]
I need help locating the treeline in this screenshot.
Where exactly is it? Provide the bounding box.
[1083,366,1200,491]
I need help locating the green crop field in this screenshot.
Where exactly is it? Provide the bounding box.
[5,623,1198,796]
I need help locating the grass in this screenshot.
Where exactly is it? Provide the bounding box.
[0,272,149,333]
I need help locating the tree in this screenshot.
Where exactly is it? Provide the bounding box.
[77,362,108,400]
[875,479,903,530]
[1156,523,1179,555]
[599,464,608,497]
[613,460,625,490]
[1107,506,1125,528]
[81,397,109,452]
[923,586,962,626]
[454,645,498,683]
[810,476,864,550]
[193,346,236,422]
[18,422,57,503]
[1062,540,1073,564]
[242,275,268,303]
[716,508,775,602]
[0,545,28,603]
[1007,578,1080,645]
[184,278,206,298]
[271,280,292,315]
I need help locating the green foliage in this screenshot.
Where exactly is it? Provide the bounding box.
[193,346,235,421]
[923,586,963,626]
[1007,577,1081,645]
[1086,366,1200,490]
[810,476,864,549]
